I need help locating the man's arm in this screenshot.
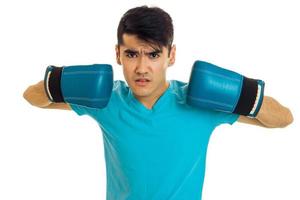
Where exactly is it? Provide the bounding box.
[238,96,293,128]
[23,80,71,110]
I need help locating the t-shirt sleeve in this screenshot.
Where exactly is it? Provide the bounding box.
[69,103,100,119]
[69,80,122,120]
[69,103,86,116]
[212,111,240,127]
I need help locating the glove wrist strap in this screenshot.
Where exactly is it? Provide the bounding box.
[44,65,64,102]
[233,77,265,117]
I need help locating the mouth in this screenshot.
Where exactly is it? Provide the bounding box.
[135,78,151,87]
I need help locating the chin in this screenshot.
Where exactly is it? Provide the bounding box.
[131,88,150,97]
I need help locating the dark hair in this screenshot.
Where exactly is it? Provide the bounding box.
[117,6,174,54]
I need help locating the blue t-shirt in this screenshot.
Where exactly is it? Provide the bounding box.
[70,80,239,200]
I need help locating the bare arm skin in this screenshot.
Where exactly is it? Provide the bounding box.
[23,80,71,110]
[238,96,293,128]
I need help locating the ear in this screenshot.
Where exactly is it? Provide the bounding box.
[115,45,121,65]
[168,45,176,66]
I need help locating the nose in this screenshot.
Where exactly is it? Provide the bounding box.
[135,56,149,75]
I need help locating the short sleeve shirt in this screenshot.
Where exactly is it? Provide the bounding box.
[70,80,239,200]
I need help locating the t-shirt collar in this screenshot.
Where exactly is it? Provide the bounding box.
[128,81,172,114]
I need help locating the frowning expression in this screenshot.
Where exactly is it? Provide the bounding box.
[116,34,176,102]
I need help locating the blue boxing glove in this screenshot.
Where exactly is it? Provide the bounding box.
[187,60,265,117]
[44,64,113,109]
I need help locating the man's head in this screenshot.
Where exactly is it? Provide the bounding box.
[115,6,176,104]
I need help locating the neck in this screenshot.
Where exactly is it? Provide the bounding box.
[135,81,169,109]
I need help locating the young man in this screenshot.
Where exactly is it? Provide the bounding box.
[23,6,293,200]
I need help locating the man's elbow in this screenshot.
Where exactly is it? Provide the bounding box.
[23,91,41,108]
[280,108,294,128]
[264,108,294,128]
[23,88,35,106]
[23,86,51,108]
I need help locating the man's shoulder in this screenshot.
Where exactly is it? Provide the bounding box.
[169,80,188,88]
[113,80,127,88]
[169,80,188,100]
[112,80,129,94]
[109,80,130,105]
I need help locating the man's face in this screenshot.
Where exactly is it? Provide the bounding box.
[115,34,176,101]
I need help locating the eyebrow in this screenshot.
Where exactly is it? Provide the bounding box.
[124,49,138,54]
[123,48,162,54]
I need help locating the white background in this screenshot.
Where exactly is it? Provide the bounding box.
[1,0,299,199]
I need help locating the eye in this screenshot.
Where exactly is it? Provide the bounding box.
[149,52,160,59]
[126,53,137,58]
